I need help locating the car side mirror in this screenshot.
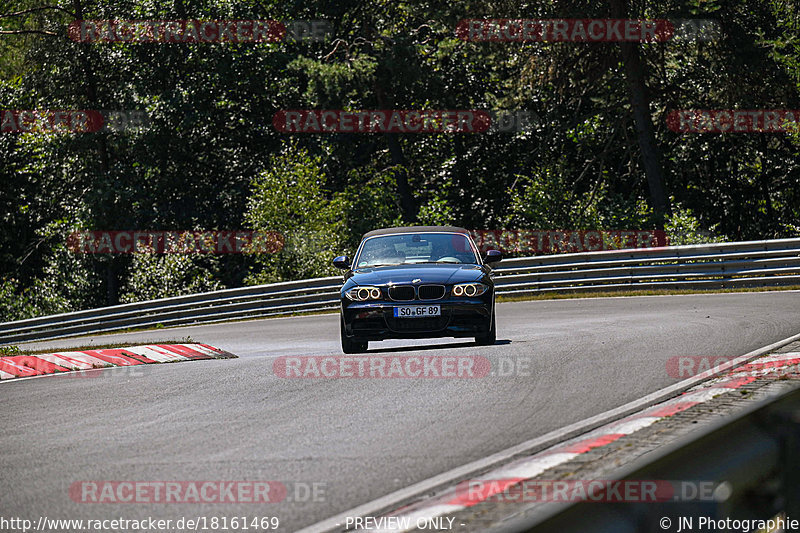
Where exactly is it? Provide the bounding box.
[333,255,351,269]
[484,250,502,264]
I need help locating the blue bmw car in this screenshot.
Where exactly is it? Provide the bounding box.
[333,226,502,353]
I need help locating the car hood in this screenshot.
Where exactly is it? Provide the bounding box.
[349,264,486,286]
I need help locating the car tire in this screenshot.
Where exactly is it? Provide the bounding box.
[341,316,368,354]
[475,307,496,345]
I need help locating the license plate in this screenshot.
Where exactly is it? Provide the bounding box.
[393,305,441,318]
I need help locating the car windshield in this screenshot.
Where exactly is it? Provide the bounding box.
[355,233,478,268]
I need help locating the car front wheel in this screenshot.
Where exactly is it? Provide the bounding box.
[475,308,496,345]
[341,316,368,353]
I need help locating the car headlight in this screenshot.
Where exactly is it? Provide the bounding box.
[452,282,489,297]
[345,286,383,301]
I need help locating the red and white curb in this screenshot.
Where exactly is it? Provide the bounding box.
[0,343,236,381]
[363,351,800,532]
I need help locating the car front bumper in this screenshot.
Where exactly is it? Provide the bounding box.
[341,298,493,341]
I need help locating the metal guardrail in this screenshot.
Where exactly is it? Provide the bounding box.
[1,237,799,344]
[499,385,800,533]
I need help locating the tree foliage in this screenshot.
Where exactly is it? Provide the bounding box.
[1,0,799,320]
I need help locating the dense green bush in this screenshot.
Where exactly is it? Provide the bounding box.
[1,0,800,318]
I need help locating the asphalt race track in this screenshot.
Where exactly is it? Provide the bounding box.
[3,291,800,531]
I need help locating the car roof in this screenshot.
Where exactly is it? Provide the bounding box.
[361,226,471,240]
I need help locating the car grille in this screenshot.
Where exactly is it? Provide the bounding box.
[417,284,445,300]
[388,285,416,301]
